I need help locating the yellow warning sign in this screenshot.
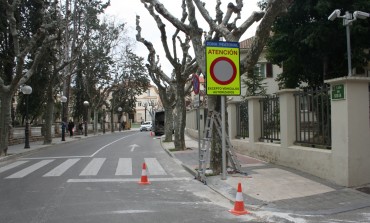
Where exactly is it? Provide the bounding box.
[206,41,240,96]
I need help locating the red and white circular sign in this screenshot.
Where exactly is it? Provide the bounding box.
[210,57,237,85]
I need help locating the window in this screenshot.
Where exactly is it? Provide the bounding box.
[147,89,151,96]
[254,64,265,77]
[254,63,273,78]
[138,102,142,107]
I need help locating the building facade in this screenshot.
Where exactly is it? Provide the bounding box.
[135,85,161,123]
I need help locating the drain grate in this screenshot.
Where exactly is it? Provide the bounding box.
[356,187,370,195]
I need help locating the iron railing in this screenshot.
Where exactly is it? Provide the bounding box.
[236,101,249,139]
[260,95,280,142]
[294,85,331,149]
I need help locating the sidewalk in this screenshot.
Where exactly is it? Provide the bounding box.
[160,134,370,216]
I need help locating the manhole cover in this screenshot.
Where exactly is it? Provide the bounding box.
[356,187,370,195]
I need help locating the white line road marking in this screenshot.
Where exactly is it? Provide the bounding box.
[144,158,167,175]
[115,158,132,175]
[129,144,139,152]
[21,133,139,160]
[79,158,106,176]
[67,177,192,183]
[90,134,138,157]
[22,156,89,160]
[0,161,28,174]
[6,160,54,179]
[43,159,80,177]
[110,210,156,214]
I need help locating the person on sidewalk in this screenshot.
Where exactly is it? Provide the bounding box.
[68,120,75,137]
[78,122,83,135]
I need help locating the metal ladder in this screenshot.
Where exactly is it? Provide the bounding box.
[197,111,245,184]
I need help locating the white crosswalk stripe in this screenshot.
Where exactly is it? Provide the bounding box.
[1,158,168,179]
[115,158,132,175]
[79,158,106,176]
[144,158,167,175]
[6,160,54,179]
[43,159,80,177]
[0,161,28,174]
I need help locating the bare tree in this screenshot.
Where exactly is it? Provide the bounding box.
[140,0,292,173]
[136,16,176,142]
[136,2,197,149]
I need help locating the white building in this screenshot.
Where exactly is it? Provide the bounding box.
[239,37,281,96]
[135,85,161,123]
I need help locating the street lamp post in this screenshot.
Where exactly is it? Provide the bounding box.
[21,85,32,149]
[102,105,106,134]
[60,96,67,141]
[328,10,370,76]
[144,103,147,122]
[83,101,89,136]
[118,107,122,131]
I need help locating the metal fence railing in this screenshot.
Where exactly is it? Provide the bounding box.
[294,86,331,149]
[236,101,249,139]
[260,95,280,142]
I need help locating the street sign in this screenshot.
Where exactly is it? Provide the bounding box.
[331,84,345,100]
[205,41,240,96]
[192,74,200,95]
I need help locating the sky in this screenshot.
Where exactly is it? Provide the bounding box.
[104,0,260,74]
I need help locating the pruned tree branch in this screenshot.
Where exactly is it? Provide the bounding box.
[141,0,193,35]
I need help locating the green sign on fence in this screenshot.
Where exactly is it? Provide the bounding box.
[331,84,345,100]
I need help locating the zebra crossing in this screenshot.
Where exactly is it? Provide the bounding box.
[0,157,167,179]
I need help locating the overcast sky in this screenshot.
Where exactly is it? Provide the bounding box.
[104,0,260,74]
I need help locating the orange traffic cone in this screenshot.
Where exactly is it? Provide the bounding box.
[138,163,150,185]
[229,182,249,215]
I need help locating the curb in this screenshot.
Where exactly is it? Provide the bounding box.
[0,133,108,163]
[0,138,79,163]
[0,146,49,163]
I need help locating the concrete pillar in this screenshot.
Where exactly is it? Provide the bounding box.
[277,89,299,148]
[227,101,238,139]
[325,77,370,186]
[246,96,264,144]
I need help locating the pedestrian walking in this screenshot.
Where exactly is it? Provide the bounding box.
[68,120,75,137]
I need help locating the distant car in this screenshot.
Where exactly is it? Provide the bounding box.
[140,121,152,131]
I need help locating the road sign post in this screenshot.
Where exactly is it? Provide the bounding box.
[205,41,241,180]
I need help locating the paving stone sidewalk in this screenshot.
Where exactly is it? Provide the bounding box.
[160,134,370,215]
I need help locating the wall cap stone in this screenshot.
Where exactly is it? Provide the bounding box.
[325,76,370,84]
[276,88,301,95]
[245,95,265,100]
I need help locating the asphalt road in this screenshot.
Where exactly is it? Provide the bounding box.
[0,131,257,223]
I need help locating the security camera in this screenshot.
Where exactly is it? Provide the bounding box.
[354,11,370,20]
[328,9,341,21]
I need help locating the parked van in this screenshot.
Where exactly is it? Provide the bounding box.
[152,111,165,136]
